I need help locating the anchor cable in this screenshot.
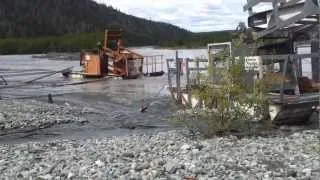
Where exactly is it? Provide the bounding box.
[140,82,168,113]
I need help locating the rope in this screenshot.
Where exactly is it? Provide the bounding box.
[0,68,52,73]
[0,67,73,89]
[140,83,168,112]
[24,67,73,84]
[0,93,67,100]
[0,77,112,101]
[2,71,56,77]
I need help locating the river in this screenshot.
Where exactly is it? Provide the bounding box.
[0,48,207,143]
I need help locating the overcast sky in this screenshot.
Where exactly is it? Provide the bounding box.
[94,0,249,32]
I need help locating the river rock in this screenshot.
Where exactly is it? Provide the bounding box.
[180,144,191,151]
[95,160,105,167]
[135,163,150,171]
[0,113,5,122]
[67,172,74,179]
[287,169,298,177]
[0,128,319,179]
[38,174,53,180]
[0,100,85,132]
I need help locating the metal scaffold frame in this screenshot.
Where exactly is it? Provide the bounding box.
[244,0,320,39]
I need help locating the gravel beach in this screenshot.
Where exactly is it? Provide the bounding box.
[0,99,319,180]
[0,100,87,133]
[0,130,319,179]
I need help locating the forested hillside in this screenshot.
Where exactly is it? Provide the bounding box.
[0,0,190,41]
[0,0,233,54]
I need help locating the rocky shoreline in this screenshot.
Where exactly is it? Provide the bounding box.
[0,129,319,179]
[0,99,319,179]
[0,100,88,134]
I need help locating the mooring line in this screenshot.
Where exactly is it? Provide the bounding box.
[2,71,56,77]
[25,67,73,84]
[140,83,168,113]
[0,93,67,100]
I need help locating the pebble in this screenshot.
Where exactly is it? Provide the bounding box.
[0,100,319,179]
[135,163,150,171]
[38,174,53,180]
[67,172,74,179]
[0,100,85,131]
[180,144,191,151]
[164,162,179,174]
[95,160,105,167]
[302,168,312,177]
[287,168,298,177]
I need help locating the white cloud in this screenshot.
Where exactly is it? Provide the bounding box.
[94,0,250,32]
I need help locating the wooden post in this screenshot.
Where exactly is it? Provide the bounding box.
[311,39,320,81]
[161,55,164,71]
[146,57,149,74]
[104,30,108,49]
[292,57,300,96]
[196,59,200,85]
[155,56,157,72]
[48,94,53,104]
[125,58,128,77]
[151,57,154,73]
[186,58,191,107]
[176,51,182,104]
[311,2,320,81]
[280,57,289,104]
[166,59,173,89]
[0,75,7,85]
[298,57,302,77]
[208,49,215,84]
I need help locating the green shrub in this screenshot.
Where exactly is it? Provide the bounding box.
[173,32,276,138]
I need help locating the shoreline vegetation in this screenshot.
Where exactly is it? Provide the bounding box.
[0,30,232,55]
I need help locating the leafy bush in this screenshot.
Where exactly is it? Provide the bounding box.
[173,33,278,138]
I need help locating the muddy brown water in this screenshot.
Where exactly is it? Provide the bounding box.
[0,49,207,144]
